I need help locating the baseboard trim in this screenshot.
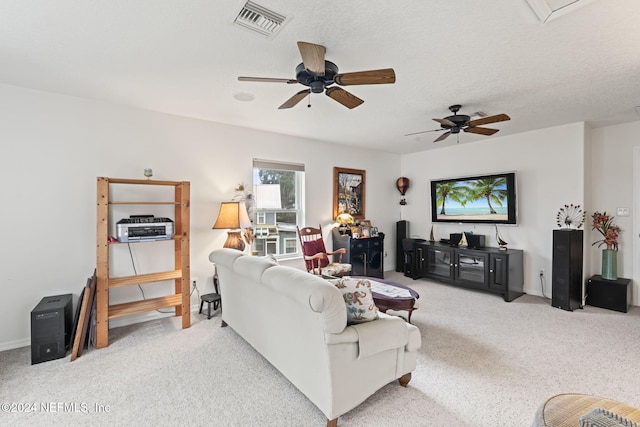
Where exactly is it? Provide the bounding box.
[0,338,30,352]
[0,305,203,352]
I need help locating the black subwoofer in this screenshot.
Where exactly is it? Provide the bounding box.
[396,220,409,272]
[31,294,73,364]
[552,230,583,311]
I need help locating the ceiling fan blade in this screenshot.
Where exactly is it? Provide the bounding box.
[464,126,500,136]
[434,131,452,142]
[325,87,364,109]
[238,76,298,84]
[334,68,396,86]
[405,129,445,137]
[433,118,456,127]
[278,89,311,109]
[297,41,326,75]
[468,113,510,127]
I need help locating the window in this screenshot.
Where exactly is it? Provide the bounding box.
[252,159,305,258]
[284,238,297,254]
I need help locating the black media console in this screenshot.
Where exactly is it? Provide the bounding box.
[410,241,524,302]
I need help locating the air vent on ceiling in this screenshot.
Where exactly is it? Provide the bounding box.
[525,0,591,23]
[234,1,289,38]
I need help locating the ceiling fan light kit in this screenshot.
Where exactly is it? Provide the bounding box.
[237,41,396,110]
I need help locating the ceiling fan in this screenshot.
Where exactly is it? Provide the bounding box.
[406,105,511,142]
[238,41,396,110]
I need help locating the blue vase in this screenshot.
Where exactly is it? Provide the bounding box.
[601,249,617,280]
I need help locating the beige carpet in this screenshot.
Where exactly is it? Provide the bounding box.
[1,271,639,426]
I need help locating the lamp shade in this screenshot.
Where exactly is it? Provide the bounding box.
[213,202,252,230]
[336,213,354,225]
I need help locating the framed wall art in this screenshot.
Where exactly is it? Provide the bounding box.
[333,167,366,220]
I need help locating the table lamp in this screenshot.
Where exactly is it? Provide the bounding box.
[213,201,252,251]
[336,213,354,235]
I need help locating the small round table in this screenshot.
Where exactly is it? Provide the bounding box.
[352,277,420,323]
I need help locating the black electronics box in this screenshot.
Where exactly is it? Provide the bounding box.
[31,294,73,364]
[450,233,486,248]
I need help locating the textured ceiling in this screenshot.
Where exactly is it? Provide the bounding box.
[1,0,639,154]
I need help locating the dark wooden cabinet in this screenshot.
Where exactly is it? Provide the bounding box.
[415,244,454,281]
[586,275,631,312]
[333,230,384,278]
[455,248,490,289]
[413,242,524,301]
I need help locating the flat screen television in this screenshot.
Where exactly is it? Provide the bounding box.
[430,172,517,224]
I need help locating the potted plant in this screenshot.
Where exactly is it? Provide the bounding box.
[591,211,621,280]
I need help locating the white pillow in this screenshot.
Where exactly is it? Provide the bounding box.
[332,278,378,324]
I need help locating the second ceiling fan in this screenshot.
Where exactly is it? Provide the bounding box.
[406,105,511,142]
[238,41,396,110]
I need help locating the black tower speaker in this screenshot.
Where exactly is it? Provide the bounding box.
[31,294,73,364]
[552,229,583,311]
[396,220,409,272]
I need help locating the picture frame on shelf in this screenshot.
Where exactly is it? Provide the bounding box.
[350,226,362,239]
[361,227,371,238]
[333,167,366,220]
[360,220,372,227]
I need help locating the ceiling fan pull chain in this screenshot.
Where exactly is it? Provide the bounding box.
[307,92,311,108]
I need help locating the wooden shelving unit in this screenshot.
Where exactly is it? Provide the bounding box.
[96,177,190,348]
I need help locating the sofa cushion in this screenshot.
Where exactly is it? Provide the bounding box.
[580,408,639,427]
[321,263,352,277]
[261,265,347,334]
[331,278,378,324]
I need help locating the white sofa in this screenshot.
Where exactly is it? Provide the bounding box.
[209,248,422,427]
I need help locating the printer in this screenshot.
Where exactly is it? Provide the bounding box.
[116,215,174,242]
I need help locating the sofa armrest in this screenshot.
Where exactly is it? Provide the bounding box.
[325,313,410,359]
[405,322,421,352]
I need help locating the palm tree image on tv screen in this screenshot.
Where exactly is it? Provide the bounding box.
[431,173,516,224]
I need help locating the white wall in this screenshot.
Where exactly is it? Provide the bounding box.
[590,121,640,301]
[2,81,638,350]
[401,121,640,306]
[400,123,587,298]
[0,84,401,349]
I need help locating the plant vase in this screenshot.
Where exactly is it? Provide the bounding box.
[601,249,617,280]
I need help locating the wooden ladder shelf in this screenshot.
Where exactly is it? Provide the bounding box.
[95,177,191,348]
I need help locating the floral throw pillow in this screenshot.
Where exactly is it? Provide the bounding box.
[332,278,378,324]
